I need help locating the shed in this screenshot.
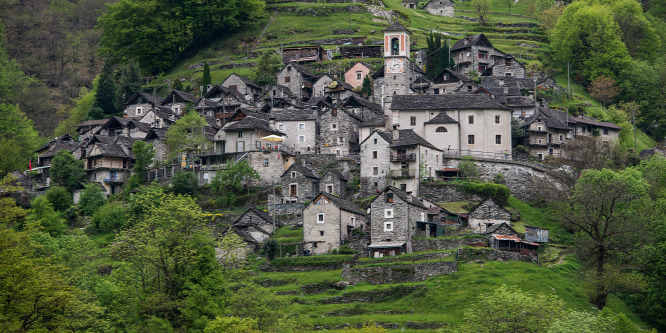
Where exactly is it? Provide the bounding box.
[490,234,539,256]
[368,241,407,258]
[525,225,549,243]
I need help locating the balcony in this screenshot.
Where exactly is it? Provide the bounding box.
[389,169,416,179]
[528,139,564,146]
[102,174,128,183]
[390,153,416,162]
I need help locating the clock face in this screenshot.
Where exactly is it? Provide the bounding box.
[387,58,404,74]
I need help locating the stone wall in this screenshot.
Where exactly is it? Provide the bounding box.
[367,5,393,19]
[296,154,358,179]
[457,247,538,263]
[441,157,553,201]
[411,238,488,252]
[342,261,458,284]
[419,183,483,202]
[424,0,454,17]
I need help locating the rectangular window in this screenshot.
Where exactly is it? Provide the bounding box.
[384,209,394,219]
[373,167,379,175]
[495,115,500,124]
[278,124,285,131]
[284,76,291,83]
[373,139,378,144]
[505,73,512,77]
[299,123,305,130]
[291,171,296,178]
[299,136,305,142]
[433,88,439,95]
[559,134,563,141]
[468,135,475,144]
[317,213,325,223]
[351,217,356,226]
[603,128,609,135]
[372,151,378,159]
[505,59,511,66]
[320,230,324,236]
[238,131,243,138]
[495,135,502,145]
[385,193,394,203]
[331,123,337,130]
[136,107,143,115]
[263,158,269,166]
[326,185,333,193]
[356,72,362,80]
[410,116,416,126]
[468,115,474,124]
[384,222,393,231]
[338,137,344,144]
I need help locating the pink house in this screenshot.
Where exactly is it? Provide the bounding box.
[344,62,372,88]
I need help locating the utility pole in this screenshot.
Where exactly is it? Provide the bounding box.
[633,106,637,151]
[567,62,570,100]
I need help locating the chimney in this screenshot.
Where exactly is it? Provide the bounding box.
[392,124,399,141]
[269,118,276,130]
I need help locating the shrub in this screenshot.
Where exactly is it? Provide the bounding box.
[92,202,128,232]
[269,255,355,267]
[171,170,198,195]
[262,238,279,260]
[339,245,358,254]
[44,186,73,212]
[457,181,511,205]
[458,156,479,179]
[78,183,106,216]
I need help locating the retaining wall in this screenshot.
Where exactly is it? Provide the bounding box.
[457,247,538,263]
[411,238,488,252]
[342,261,458,285]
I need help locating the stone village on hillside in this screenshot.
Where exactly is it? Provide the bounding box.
[24,22,621,265]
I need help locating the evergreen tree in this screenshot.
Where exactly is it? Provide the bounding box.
[94,61,117,115]
[173,79,183,91]
[50,151,85,193]
[115,59,142,112]
[361,76,372,99]
[202,63,211,95]
[0,103,39,175]
[425,31,441,79]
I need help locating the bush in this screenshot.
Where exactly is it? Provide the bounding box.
[338,245,358,254]
[78,184,106,216]
[171,170,198,195]
[262,238,279,260]
[270,255,355,267]
[458,156,479,179]
[44,186,73,212]
[92,202,128,232]
[457,181,511,205]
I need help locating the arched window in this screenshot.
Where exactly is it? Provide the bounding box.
[391,37,400,56]
[436,126,448,133]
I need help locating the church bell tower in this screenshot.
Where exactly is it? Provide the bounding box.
[382,22,412,111]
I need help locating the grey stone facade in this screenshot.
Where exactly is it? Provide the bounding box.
[281,164,321,203]
[312,75,334,98]
[411,237,488,252]
[221,73,262,104]
[451,34,507,76]
[369,187,427,246]
[303,193,367,254]
[467,197,511,232]
[424,0,455,17]
[277,62,316,101]
[319,106,361,155]
[359,130,391,194]
[482,56,526,78]
[320,170,349,198]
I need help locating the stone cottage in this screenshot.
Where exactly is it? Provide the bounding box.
[450,34,506,76]
[423,0,455,17]
[312,74,335,98]
[303,192,367,254]
[320,169,349,198]
[319,104,362,155]
[368,186,427,257]
[277,62,317,101]
[280,163,321,204]
[123,91,164,118]
[269,108,317,154]
[221,73,263,104]
[467,197,511,232]
[225,208,276,255]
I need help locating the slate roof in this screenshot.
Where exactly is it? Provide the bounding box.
[327,78,354,91]
[451,34,491,51]
[226,73,261,89]
[126,91,164,106]
[163,89,198,104]
[343,95,383,114]
[391,94,511,111]
[371,65,385,79]
[383,21,411,34]
[359,114,388,127]
[264,84,297,99]
[75,119,109,127]
[307,96,333,107]
[322,169,348,182]
[37,135,82,157]
[433,68,468,83]
[424,112,459,124]
[269,109,316,121]
[282,163,320,180]
[387,129,440,150]
[506,96,535,108]
[88,143,129,158]
[287,62,316,77]
[523,106,572,131]
[145,128,168,140]
[573,116,622,130]
[383,186,427,209]
[224,116,286,136]
[234,207,274,226]
[469,197,510,215]
[483,222,518,236]
[317,192,366,215]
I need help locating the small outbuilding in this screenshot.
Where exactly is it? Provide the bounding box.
[525,225,549,243]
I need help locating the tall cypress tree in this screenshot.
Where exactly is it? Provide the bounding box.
[202,63,211,95]
[425,32,442,79]
[95,61,117,115]
[361,76,372,98]
[115,59,142,112]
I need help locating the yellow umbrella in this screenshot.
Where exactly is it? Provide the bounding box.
[260,134,286,141]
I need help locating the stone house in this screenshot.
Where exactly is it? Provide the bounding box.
[303,192,367,254]
[277,62,317,101]
[522,106,573,160]
[123,91,164,118]
[270,109,317,155]
[344,62,372,88]
[161,89,199,116]
[218,115,287,153]
[221,73,262,104]
[359,129,441,196]
[312,74,334,98]
[423,0,455,17]
[320,169,348,198]
[225,208,276,255]
[139,107,177,129]
[83,142,133,196]
[467,197,511,232]
[324,78,355,102]
[96,117,151,139]
[319,104,362,155]
[450,34,506,76]
[342,95,383,120]
[33,134,85,190]
[482,222,518,240]
[144,128,169,163]
[263,84,297,101]
[570,116,621,144]
[74,119,110,140]
[280,163,321,204]
[391,94,513,158]
[358,114,388,143]
[198,85,253,117]
[481,55,526,78]
[402,0,419,9]
[428,68,469,95]
[368,186,427,257]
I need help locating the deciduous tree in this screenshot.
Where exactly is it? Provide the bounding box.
[165,111,208,159]
[50,150,86,193]
[254,51,283,86]
[210,160,259,208]
[589,75,619,109]
[0,103,40,175]
[78,183,106,216]
[472,0,491,25]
